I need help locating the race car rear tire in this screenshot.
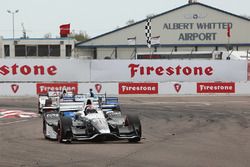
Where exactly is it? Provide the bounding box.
[57,117,72,143]
[127,114,142,143]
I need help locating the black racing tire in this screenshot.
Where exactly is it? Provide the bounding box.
[127,114,142,143]
[38,101,42,114]
[57,117,72,143]
[43,118,49,139]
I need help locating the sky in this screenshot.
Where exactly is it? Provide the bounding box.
[1,0,250,39]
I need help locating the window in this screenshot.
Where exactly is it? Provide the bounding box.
[49,45,60,56]
[15,45,26,56]
[13,44,62,57]
[66,45,72,57]
[26,45,37,56]
[38,45,49,56]
[4,45,10,57]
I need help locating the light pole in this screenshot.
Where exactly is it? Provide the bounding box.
[7,9,19,40]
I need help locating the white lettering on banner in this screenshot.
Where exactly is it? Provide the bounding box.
[197,83,235,93]
[121,85,156,92]
[36,83,78,94]
[128,64,213,78]
[0,64,57,76]
[119,83,158,94]
[199,85,233,91]
[39,86,76,92]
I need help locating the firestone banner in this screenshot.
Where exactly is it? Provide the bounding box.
[0,59,90,82]
[0,59,247,82]
[91,60,247,82]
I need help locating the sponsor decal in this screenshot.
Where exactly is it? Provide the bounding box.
[0,109,38,119]
[0,64,57,76]
[11,84,19,93]
[128,64,213,78]
[119,82,158,94]
[197,82,235,93]
[36,82,78,94]
[95,84,102,93]
[174,83,181,93]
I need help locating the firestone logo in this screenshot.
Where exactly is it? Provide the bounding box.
[11,84,19,93]
[0,64,57,76]
[128,64,213,78]
[36,83,78,94]
[119,82,158,94]
[197,82,235,93]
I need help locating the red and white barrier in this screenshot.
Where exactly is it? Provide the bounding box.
[0,109,38,118]
[0,59,249,96]
[0,82,250,96]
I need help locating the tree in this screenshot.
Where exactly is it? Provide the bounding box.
[69,30,90,41]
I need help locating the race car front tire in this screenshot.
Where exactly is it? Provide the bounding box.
[127,114,142,143]
[57,117,72,143]
[43,119,49,139]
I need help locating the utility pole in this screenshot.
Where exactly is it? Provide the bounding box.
[7,9,19,40]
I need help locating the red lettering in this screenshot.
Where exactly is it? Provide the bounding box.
[155,67,164,75]
[140,66,144,75]
[12,64,19,75]
[194,67,203,75]
[20,65,32,75]
[175,65,182,75]
[146,66,154,75]
[47,66,57,76]
[129,64,214,78]
[34,65,45,75]
[0,64,58,76]
[166,67,174,76]
[183,67,192,75]
[128,64,139,78]
[0,65,9,75]
[205,67,213,75]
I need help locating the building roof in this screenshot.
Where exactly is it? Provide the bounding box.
[76,2,250,47]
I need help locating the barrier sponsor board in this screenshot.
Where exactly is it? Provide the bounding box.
[197,82,235,93]
[91,60,247,82]
[119,82,158,94]
[0,59,247,82]
[1,82,250,96]
[0,83,35,96]
[0,59,90,82]
[248,61,250,80]
[36,82,78,94]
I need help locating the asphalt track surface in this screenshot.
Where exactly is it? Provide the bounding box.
[1,96,250,167]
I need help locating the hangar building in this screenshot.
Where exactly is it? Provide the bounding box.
[76,2,250,59]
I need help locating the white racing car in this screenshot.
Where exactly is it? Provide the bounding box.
[42,93,142,143]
